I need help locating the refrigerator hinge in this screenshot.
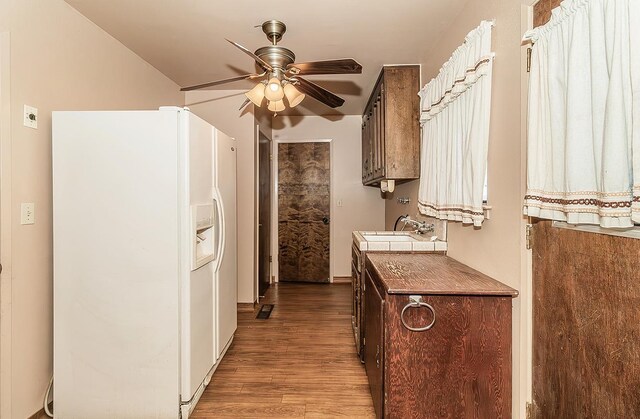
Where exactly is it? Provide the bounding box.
[526,224,534,250]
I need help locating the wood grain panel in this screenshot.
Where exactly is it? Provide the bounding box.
[532,221,640,418]
[364,270,385,419]
[278,142,330,283]
[191,283,375,418]
[366,253,518,296]
[533,0,563,28]
[385,293,512,419]
[382,66,420,180]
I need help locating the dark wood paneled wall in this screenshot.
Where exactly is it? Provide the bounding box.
[532,221,640,418]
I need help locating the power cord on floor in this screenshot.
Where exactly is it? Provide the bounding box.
[44,376,53,417]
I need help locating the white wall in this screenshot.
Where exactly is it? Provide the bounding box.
[383,1,532,416]
[185,90,257,303]
[0,1,184,417]
[272,115,385,278]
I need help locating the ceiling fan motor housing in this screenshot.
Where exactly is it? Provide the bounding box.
[254,46,295,73]
[262,20,286,44]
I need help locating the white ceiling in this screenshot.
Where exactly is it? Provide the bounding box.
[64,0,468,116]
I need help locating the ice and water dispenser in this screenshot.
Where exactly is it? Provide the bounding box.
[191,204,216,270]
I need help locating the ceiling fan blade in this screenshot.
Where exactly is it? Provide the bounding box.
[287,59,362,76]
[180,73,259,91]
[238,97,251,111]
[294,77,345,108]
[225,38,273,71]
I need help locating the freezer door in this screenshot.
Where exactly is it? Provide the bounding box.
[214,129,238,358]
[181,111,216,402]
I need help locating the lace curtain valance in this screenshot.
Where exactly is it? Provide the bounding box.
[418,20,494,227]
[523,0,640,228]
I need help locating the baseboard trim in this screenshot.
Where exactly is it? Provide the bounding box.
[332,276,352,284]
[28,403,52,419]
[237,302,257,312]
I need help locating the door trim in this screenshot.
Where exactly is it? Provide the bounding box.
[271,138,333,283]
[0,31,12,418]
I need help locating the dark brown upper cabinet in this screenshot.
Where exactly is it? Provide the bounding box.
[361,65,420,187]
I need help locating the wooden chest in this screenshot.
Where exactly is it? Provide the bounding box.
[364,253,518,418]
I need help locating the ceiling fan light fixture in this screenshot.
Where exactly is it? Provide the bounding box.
[264,77,284,101]
[267,99,285,112]
[245,82,266,106]
[284,83,305,107]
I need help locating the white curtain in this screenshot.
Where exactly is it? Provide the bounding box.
[523,0,640,228]
[418,21,494,227]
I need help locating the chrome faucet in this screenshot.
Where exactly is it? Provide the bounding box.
[399,216,435,235]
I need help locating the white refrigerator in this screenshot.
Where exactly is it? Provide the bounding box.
[52,107,237,418]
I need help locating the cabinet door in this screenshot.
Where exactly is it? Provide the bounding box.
[364,269,385,418]
[385,295,512,418]
[351,257,360,353]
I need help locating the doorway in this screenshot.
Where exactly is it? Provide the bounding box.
[257,131,271,297]
[277,141,330,283]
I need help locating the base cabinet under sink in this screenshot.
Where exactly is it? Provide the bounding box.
[363,253,518,418]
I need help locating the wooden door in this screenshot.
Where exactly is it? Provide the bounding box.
[278,142,330,283]
[364,269,384,419]
[258,131,271,297]
[531,221,640,418]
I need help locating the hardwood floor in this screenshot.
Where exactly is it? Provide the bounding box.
[191,282,375,418]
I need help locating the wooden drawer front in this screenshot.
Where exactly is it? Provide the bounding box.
[384,294,512,419]
[364,270,385,419]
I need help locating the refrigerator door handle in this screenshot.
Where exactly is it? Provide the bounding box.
[213,190,225,272]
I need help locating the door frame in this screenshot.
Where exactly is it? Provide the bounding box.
[271,138,333,283]
[0,31,12,418]
[257,129,271,297]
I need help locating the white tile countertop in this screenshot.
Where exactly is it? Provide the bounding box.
[353,231,448,252]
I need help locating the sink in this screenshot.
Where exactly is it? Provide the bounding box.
[362,235,418,242]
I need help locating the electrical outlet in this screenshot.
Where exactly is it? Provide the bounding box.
[24,105,38,129]
[21,203,35,225]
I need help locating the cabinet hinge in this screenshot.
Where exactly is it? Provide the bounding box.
[270,153,273,161]
[269,255,272,263]
[526,224,534,250]
[526,48,532,73]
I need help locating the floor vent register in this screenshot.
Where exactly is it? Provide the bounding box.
[256,304,274,320]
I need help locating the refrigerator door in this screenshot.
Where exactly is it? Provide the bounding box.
[181,111,216,403]
[213,129,238,359]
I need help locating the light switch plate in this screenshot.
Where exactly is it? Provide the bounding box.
[20,203,35,225]
[24,105,38,129]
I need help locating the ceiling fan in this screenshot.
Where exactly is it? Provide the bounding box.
[180,20,363,114]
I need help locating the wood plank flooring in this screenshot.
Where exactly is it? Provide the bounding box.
[191,283,375,418]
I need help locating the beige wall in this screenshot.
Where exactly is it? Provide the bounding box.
[272,115,385,278]
[185,90,258,304]
[0,1,184,417]
[384,1,531,417]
